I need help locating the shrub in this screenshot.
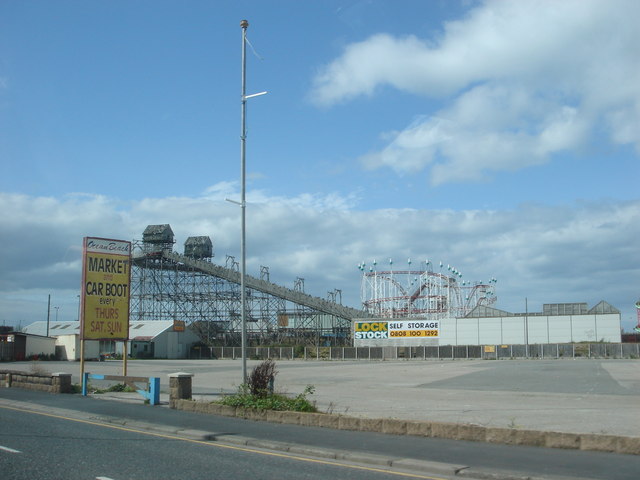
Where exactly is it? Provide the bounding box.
[248,359,277,397]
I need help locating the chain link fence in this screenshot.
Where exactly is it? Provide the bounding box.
[194,343,640,360]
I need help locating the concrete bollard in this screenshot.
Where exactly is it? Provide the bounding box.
[168,372,193,409]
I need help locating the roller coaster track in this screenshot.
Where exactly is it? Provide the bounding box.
[134,250,369,321]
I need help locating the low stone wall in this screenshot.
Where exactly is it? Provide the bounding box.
[1,370,72,394]
[173,399,640,456]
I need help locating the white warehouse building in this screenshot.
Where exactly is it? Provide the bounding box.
[354,301,622,347]
[22,320,200,360]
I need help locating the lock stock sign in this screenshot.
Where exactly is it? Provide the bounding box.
[354,321,389,339]
[80,237,131,341]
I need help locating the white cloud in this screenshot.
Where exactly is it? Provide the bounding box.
[1,191,639,330]
[311,0,640,183]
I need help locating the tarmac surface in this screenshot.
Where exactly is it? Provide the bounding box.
[7,357,640,437]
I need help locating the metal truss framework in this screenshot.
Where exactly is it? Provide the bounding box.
[130,245,364,346]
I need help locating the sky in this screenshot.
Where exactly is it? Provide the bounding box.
[1,0,639,332]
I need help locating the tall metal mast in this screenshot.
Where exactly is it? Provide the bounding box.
[240,19,249,384]
[239,19,266,384]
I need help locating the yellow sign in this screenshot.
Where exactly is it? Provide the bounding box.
[81,237,131,341]
[390,330,438,337]
[354,321,389,339]
[388,320,439,339]
[173,320,185,332]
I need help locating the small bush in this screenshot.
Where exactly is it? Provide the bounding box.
[248,359,277,397]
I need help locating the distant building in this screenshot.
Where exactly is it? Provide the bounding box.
[21,320,199,360]
[0,332,56,361]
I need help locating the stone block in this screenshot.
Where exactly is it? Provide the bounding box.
[218,404,237,417]
[485,427,516,445]
[168,372,193,405]
[580,433,618,453]
[266,410,286,423]
[176,399,196,412]
[338,416,360,431]
[513,429,546,447]
[280,412,302,425]
[359,418,383,432]
[456,424,486,442]
[431,422,460,440]
[52,373,72,394]
[544,432,580,450]
[242,408,268,422]
[616,436,640,455]
[382,419,407,435]
[299,412,322,427]
[317,414,340,429]
[406,420,432,437]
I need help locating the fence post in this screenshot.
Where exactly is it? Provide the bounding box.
[149,377,160,405]
[82,372,89,396]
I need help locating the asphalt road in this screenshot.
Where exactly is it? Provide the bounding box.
[1,401,429,480]
[2,388,640,479]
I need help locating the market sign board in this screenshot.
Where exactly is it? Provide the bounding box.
[80,237,131,341]
[353,319,439,346]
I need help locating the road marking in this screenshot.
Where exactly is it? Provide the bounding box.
[0,404,445,480]
[0,445,21,453]
[96,477,116,480]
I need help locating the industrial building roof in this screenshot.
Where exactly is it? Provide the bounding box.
[466,301,619,318]
[22,320,176,339]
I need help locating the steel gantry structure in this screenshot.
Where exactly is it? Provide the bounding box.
[129,225,367,346]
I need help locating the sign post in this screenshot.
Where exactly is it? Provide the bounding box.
[80,237,132,382]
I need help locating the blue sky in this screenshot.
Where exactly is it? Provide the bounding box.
[1,0,639,331]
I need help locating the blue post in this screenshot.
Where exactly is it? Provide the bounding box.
[149,377,160,405]
[82,372,88,396]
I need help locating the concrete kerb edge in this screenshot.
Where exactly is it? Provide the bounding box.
[172,399,640,455]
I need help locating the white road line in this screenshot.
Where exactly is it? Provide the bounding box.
[0,445,21,453]
[96,477,116,480]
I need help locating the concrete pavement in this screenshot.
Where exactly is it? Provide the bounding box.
[8,357,640,437]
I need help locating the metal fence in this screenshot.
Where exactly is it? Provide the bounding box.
[192,343,640,361]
